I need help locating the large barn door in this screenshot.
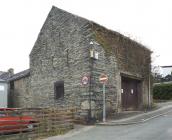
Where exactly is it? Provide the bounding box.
[121,77,140,110]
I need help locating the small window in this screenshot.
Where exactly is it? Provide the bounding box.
[54,81,64,99]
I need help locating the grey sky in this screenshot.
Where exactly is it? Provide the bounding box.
[0,0,171,73]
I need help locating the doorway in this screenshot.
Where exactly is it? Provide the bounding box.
[121,76,141,111]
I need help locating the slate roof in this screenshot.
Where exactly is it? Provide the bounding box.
[0,71,4,75]
[0,72,10,81]
[8,69,30,81]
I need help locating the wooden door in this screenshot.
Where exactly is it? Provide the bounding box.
[121,77,139,110]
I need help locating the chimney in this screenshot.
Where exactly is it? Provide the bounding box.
[8,68,14,77]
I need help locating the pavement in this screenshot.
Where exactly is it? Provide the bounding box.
[44,101,172,140]
[98,104,172,125]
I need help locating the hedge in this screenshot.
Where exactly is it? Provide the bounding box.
[153,83,172,100]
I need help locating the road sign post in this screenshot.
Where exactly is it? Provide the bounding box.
[103,83,106,122]
[99,74,108,122]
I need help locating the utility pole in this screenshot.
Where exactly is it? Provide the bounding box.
[103,83,106,122]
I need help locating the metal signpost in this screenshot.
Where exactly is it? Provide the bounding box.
[99,74,108,122]
[81,75,92,123]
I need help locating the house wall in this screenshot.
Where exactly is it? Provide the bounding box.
[87,38,151,116]
[10,76,31,108]
[161,67,172,77]
[91,23,152,111]
[115,42,151,110]
[87,42,118,118]
[0,82,8,108]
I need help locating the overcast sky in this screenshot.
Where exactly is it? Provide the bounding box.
[0,0,171,73]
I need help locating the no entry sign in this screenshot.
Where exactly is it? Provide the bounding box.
[99,74,108,84]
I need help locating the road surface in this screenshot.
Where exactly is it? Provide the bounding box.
[48,111,172,140]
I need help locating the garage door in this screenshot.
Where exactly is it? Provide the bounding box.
[121,77,141,111]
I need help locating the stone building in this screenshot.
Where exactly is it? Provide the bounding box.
[9,6,152,119]
[8,69,30,108]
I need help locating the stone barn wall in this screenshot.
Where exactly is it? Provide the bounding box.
[16,6,153,120]
[91,23,152,111]
[29,7,93,110]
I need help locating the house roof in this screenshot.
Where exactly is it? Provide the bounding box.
[161,65,172,68]
[0,72,10,81]
[8,69,30,81]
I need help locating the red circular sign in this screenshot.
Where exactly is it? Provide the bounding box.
[99,74,108,84]
[81,76,89,85]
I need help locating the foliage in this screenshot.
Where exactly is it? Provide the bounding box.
[153,74,172,83]
[153,73,163,83]
[153,83,172,100]
[91,22,151,56]
[163,74,172,82]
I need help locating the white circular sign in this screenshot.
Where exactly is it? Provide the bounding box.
[81,76,89,85]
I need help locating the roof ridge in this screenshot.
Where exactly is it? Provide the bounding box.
[8,69,30,81]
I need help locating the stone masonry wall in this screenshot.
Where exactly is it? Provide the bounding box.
[91,23,152,110]
[28,6,152,119]
[11,76,31,108]
[88,41,118,118]
[29,7,93,112]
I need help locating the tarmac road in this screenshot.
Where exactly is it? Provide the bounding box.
[47,110,172,140]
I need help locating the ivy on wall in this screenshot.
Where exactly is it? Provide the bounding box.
[90,22,151,76]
